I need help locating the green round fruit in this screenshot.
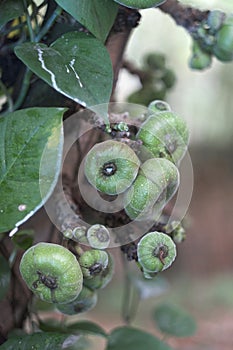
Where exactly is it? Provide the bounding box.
[124,158,179,221]
[84,140,140,195]
[136,111,189,164]
[19,243,83,304]
[56,286,97,315]
[145,53,166,70]
[137,231,177,273]
[213,24,233,61]
[207,10,225,34]
[79,249,109,279]
[189,41,212,70]
[113,0,166,10]
[84,252,114,290]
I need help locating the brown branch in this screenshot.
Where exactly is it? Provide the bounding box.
[159,0,209,32]
[106,7,141,94]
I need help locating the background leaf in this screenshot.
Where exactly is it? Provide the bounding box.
[67,321,107,338]
[130,274,169,300]
[0,107,64,234]
[0,0,24,29]
[54,0,118,42]
[0,332,85,350]
[0,254,11,301]
[38,319,107,339]
[153,303,197,337]
[106,326,173,350]
[15,32,113,121]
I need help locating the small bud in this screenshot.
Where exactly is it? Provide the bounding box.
[87,224,110,249]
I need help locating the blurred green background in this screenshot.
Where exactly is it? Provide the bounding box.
[116,0,233,147]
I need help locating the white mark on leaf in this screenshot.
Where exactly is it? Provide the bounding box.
[69,58,83,88]
[36,45,86,107]
[37,47,60,92]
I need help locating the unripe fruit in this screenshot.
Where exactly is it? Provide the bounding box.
[189,41,212,70]
[207,10,225,34]
[84,252,114,290]
[56,286,97,315]
[213,24,233,61]
[137,231,177,273]
[79,249,109,279]
[84,140,140,195]
[124,158,179,221]
[136,111,189,165]
[113,0,166,10]
[145,53,166,70]
[19,243,83,304]
[161,68,176,89]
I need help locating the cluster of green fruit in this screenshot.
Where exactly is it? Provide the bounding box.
[19,100,189,313]
[20,242,114,315]
[84,100,188,277]
[190,10,233,70]
[85,100,188,221]
[127,53,176,106]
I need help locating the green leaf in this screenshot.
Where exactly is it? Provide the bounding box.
[153,303,197,337]
[14,32,113,122]
[106,326,173,350]
[0,0,24,29]
[39,319,68,333]
[0,332,84,350]
[38,320,107,339]
[0,254,11,301]
[0,107,64,234]
[54,0,118,42]
[67,321,107,338]
[113,0,166,9]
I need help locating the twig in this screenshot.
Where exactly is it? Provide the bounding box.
[12,68,33,111]
[159,0,209,33]
[35,6,62,43]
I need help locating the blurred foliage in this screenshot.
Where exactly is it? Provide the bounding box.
[117,2,233,147]
[126,52,176,106]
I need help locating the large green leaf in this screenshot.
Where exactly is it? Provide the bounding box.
[106,327,173,350]
[54,0,118,42]
[113,0,166,9]
[0,254,11,301]
[153,303,197,337]
[15,32,113,121]
[0,332,85,350]
[0,107,64,234]
[0,0,24,29]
